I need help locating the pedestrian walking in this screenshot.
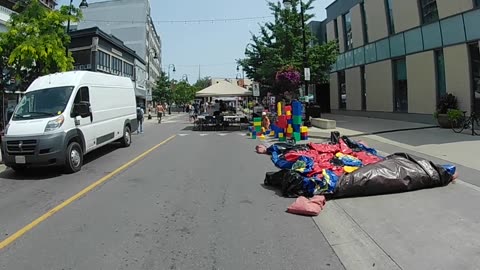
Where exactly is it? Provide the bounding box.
[156,103,164,123]
[136,106,144,134]
[188,103,196,122]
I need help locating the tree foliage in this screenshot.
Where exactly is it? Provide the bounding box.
[237,0,337,95]
[152,70,172,104]
[0,0,82,92]
[193,76,211,90]
[173,81,197,105]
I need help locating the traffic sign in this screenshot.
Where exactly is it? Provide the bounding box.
[253,83,260,97]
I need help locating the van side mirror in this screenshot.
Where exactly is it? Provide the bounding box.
[73,102,90,118]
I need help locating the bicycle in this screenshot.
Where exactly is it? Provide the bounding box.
[451,111,480,136]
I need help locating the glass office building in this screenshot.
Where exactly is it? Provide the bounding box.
[325,0,480,123]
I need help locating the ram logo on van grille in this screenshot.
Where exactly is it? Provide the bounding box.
[6,140,37,155]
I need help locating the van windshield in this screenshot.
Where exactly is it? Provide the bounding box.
[13,86,75,121]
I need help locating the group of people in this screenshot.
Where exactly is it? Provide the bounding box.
[135,103,169,134]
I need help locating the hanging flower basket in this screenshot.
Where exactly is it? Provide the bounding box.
[275,66,301,91]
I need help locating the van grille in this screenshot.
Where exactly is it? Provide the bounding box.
[6,140,37,155]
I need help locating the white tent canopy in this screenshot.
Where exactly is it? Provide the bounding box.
[196,81,253,97]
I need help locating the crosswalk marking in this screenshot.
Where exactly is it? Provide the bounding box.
[178,134,189,137]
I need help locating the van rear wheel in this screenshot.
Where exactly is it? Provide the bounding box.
[120,126,131,147]
[64,142,83,174]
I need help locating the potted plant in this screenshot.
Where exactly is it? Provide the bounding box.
[434,93,459,128]
[447,109,464,128]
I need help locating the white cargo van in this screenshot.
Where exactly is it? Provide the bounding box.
[2,71,139,173]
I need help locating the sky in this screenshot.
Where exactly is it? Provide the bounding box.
[58,0,335,83]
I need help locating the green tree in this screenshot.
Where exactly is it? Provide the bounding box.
[237,0,337,95]
[0,0,82,93]
[173,81,196,105]
[152,70,173,104]
[193,76,211,90]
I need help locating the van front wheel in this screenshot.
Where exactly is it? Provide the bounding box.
[120,126,131,147]
[65,142,83,174]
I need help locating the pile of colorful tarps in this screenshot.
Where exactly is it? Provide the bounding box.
[263,133,456,199]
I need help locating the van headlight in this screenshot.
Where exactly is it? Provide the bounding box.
[45,115,65,132]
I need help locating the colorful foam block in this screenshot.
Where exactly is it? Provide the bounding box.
[276,116,287,129]
[252,131,257,139]
[301,126,308,133]
[293,132,301,141]
[292,101,302,116]
[293,115,302,124]
[292,124,301,133]
[255,126,261,132]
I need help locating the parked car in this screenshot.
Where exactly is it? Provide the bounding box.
[1,71,138,173]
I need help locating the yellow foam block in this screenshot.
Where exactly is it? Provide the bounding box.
[301,126,308,133]
[259,135,266,140]
[278,133,284,138]
[262,127,266,133]
[269,131,275,137]
[286,111,292,116]
[253,122,261,127]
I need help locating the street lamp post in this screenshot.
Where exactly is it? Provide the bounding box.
[66,0,88,55]
[146,48,158,112]
[181,74,189,82]
[167,64,176,114]
[283,0,309,98]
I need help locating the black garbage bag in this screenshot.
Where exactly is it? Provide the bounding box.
[265,170,307,198]
[329,153,453,199]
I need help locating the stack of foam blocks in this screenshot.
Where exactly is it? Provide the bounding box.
[252,117,261,139]
[271,101,309,142]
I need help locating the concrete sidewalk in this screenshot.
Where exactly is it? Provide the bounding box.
[309,114,480,171]
[308,114,480,270]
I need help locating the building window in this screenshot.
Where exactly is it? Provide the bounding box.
[361,66,367,111]
[476,0,480,8]
[360,2,369,43]
[393,58,408,112]
[435,49,446,99]
[111,57,123,75]
[343,11,353,50]
[97,51,110,72]
[338,71,346,109]
[333,18,339,47]
[385,0,395,35]
[419,0,439,24]
[124,62,134,79]
[469,43,480,114]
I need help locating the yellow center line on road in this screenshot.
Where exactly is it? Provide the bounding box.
[0,135,176,250]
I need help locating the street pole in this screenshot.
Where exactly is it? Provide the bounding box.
[66,0,88,56]
[300,1,308,99]
[168,64,176,115]
[66,0,73,56]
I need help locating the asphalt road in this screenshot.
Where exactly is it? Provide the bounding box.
[0,114,343,270]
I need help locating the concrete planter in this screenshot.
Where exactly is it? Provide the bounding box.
[437,114,459,128]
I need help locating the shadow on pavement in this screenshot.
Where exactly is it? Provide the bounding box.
[0,143,120,180]
[260,183,284,197]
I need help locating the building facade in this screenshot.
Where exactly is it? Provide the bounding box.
[0,0,56,32]
[77,0,161,105]
[69,27,147,106]
[326,0,480,123]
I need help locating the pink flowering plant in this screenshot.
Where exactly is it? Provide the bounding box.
[275,65,301,90]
